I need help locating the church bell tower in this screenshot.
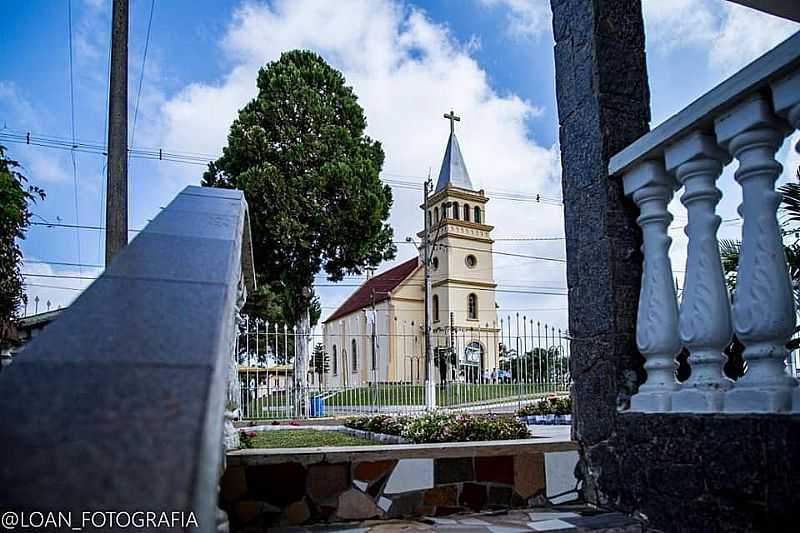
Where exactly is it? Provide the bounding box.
[420,111,499,376]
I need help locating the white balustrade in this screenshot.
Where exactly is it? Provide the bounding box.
[610,32,800,414]
[715,94,797,412]
[624,161,681,412]
[665,132,734,412]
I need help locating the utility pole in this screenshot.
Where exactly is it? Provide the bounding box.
[105,0,128,264]
[370,290,378,412]
[422,177,437,410]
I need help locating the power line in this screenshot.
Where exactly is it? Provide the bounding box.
[494,236,565,241]
[23,283,84,292]
[30,220,568,263]
[67,0,82,277]
[130,0,155,149]
[130,0,156,222]
[382,177,563,205]
[24,260,103,269]
[23,273,97,281]
[313,283,566,296]
[0,129,564,205]
[441,243,566,263]
[19,271,567,296]
[30,221,141,233]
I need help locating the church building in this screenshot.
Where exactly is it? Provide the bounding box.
[321,114,499,386]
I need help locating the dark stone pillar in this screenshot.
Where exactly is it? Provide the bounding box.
[549,0,650,502]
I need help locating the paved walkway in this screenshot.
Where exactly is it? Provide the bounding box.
[273,507,642,532]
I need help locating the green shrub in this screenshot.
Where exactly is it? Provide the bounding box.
[344,414,409,436]
[442,414,529,442]
[345,412,532,443]
[517,396,572,417]
[401,411,456,443]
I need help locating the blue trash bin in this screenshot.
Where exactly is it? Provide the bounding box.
[310,396,325,417]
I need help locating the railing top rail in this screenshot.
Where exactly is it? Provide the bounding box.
[609,31,800,177]
[0,185,255,531]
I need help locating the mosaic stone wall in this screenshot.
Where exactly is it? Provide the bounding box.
[221,448,576,530]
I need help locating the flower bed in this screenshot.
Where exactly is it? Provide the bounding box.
[344,412,530,443]
[516,396,572,425]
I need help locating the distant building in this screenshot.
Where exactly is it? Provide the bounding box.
[322,121,499,386]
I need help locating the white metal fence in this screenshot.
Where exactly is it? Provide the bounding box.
[233,314,571,420]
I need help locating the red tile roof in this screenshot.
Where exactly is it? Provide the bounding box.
[323,257,420,323]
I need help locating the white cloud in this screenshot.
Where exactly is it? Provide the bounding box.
[153,0,567,327]
[477,0,552,40]
[0,82,72,184]
[642,0,718,51]
[708,4,799,76]
[643,0,798,76]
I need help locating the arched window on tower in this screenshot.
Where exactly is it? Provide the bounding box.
[452,201,459,219]
[428,210,432,228]
[441,202,447,220]
[463,203,470,221]
[434,208,439,224]
[332,345,338,375]
[474,206,482,223]
[467,293,478,320]
[351,339,358,372]
[433,295,440,322]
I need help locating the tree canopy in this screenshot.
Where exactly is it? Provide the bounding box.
[203,50,395,325]
[0,145,44,344]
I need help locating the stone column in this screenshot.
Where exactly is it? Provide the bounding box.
[550,0,650,501]
[715,94,797,412]
[624,161,681,412]
[665,132,734,412]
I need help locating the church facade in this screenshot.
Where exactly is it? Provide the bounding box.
[321,119,499,386]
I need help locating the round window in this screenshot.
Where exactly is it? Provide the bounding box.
[432,257,439,270]
[465,255,477,268]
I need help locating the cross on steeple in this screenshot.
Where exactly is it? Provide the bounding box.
[443,109,460,134]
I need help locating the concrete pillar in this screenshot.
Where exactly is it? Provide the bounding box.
[549,0,650,501]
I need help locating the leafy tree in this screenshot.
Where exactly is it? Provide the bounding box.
[203,50,396,325]
[0,146,44,345]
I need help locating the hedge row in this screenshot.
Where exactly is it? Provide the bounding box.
[516,396,571,417]
[344,412,529,443]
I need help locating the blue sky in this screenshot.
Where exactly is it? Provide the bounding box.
[2,0,798,328]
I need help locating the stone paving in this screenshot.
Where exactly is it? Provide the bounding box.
[271,507,642,532]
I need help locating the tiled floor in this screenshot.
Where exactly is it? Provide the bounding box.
[274,507,642,532]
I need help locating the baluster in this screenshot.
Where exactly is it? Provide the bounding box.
[715,94,797,412]
[772,72,800,413]
[666,131,734,411]
[624,160,681,412]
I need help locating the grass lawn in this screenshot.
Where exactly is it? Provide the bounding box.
[247,429,380,448]
[244,383,569,418]
[317,382,567,407]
